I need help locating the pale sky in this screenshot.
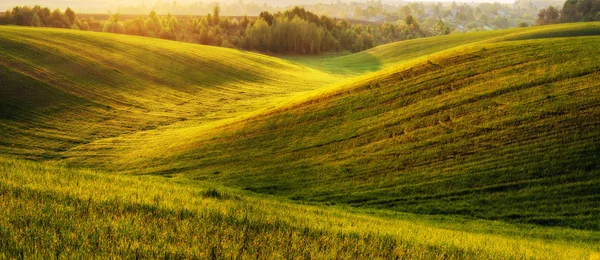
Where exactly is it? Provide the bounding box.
[0,0,517,13]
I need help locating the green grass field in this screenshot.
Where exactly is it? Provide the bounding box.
[1,157,597,259]
[0,26,339,159]
[1,22,600,258]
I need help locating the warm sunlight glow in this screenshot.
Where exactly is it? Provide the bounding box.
[0,0,598,258]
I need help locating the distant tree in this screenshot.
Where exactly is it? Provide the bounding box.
[433,3,442,18]
[320,15,334,30]
[434,20,451,35]
[400,6,412,18]
[206,14,213,26]
[74,18,90,31]
[478,14,490,24]
[103,13,126,34]
[38,7,51,25]
[405,15,420,32]
[85,17,102,31]
[536,6,560,25]
[219,17,231,30]
[517,21,529,27]
[145,11,161,37]
[49,9,71,28]
[561,0,579,22]
[125,16,146,36]
[491,16,510,28]
[158,27,175,40]
[213,6,220,25]
[576,0,596,20]
[31,13,42,27]
[381,22,397,39]
[64,7,76,25]
[561,0,600,22]
[1,9,12,24]
[259,11,274,26]
[12,6,36,26]
[246,18,270,51]
[221,38,236,48]
[206,29,216,45]
[409,3,425,19]
[405,15,417,27]
[456,10,473,21]
[240,15,250,28]
[198,27,210,44]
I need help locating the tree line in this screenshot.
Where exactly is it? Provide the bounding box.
[536,0,599,25]
[1,5,451,54]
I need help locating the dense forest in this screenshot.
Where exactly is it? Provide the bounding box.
[536,0,600,25]
[0,5,444,54]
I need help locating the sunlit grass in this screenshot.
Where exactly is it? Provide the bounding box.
[89,28,600,230]
[0,157,595,259]
[0,25,339,160]
[1,22,600,258]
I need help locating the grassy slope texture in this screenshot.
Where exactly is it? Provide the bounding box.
[107,23,600,230]
[1,22,600,258]
[0,157,596,259]
[0,26,337,159]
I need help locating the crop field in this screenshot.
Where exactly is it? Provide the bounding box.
[1,22,600,258]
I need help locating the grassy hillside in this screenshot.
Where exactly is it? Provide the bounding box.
[0,26,338,159]
[1,22,600,257]
[86,25,600,230]
[1,157,597,259]
[287,23,600,75]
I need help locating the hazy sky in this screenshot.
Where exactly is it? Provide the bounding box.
[0,0,517,13]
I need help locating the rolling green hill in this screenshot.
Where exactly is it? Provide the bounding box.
[1,22,600,258]
[0,26,338,159]
[62,23,600,230]
[49,23,600,230]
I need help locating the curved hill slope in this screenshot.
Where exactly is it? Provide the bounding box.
[1,23,600,231]
[0,26,337,159]
[107,27,600,229]
[290,23,600,75]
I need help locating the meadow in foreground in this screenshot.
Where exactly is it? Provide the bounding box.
[1,158,597,259]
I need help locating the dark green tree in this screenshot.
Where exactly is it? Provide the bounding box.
[65,7,76,25]
[536,6,560,25]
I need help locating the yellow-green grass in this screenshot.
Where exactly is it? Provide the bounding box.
[286,22,600,75]
[61,22,600,170]
[3,23,599,165]
[0,26,339,159]
[2,22,600,256]
[87,28,600,230]
[0,157,597,259]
